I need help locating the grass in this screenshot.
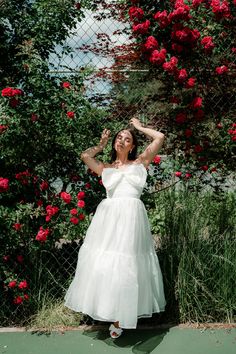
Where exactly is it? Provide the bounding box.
[151,187,236,324]
[28,298,83,331]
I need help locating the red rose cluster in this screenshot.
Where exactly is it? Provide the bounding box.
[228,123,236,142]
[1,87,23,108]
[0,125,8,133]
[1,87,23,97]
[0,177,9,192]
[59,190,86,225]
[45,205,59,222]
[128,0,233,91]
[15,170,31,186]
[69,191,86,224]
[7,279,29,305]
[35,226,50,242]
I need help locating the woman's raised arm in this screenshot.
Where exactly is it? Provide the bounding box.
[130,117,165,167]
[80,129,110,175]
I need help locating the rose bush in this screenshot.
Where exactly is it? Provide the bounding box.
[113,0,236,179]
[0,0,109,317]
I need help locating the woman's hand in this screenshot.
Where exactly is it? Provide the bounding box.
[130,117,143,131]
[99,128,110,150]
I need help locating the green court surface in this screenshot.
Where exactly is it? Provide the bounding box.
[0,326,235,354]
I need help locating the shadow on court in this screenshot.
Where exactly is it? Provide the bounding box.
[83,327,169,353]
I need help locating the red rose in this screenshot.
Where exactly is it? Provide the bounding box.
[185,129,192,138]
[211,0,231,19]
[40,181,49,191]
[192,0,204,8]
[190,97,203,109]
[3,255,10,262]
[2,87,14,97]
[176,68,188,83]
[143,36,159,51]
[175,112,187,124]
[12,89,23,96]
[163,56,178,73]
[194,144,203,153]
[172,26,200,44]
[175,171,182,177]
[18,280,28,289]
[13,223,22,231]
[153,155,161,164]
[24,294,29,300]
[77,191,85,199]
[185,172,192,179]
[45,205,59,221]
[13,296,23,305]
[149,48,167,65]
[15,170,31,185]
[0,125,8,133]
[185,77,196,88]
[9,97,20,107]
[132,20,150,34]
[8,280,17,288]
[60,191,72,204]
[169,4,191,22]
[62,81,71,89]
[0,177,9,192]
[31,113,38,122]
[215,65,228,75]
[78,213,85,221]
[35,226,50,242]
[70,208,78,216]
[17,255,24,263]
[77,200,85,208]
[201,36,215,52]
[85,182,91,189]
[201,165,208,171]
[70,217,79,225]
[67,111,75,118]
[216,122,223,129]
[154,10,170,28]
[128,6,144,21]
[37,200,43,207]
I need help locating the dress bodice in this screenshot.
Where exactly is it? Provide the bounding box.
[101,164,147,199]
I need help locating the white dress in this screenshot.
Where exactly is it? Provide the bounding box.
[64,163,166,329]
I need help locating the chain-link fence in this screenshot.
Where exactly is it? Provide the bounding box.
[1,2,236,328]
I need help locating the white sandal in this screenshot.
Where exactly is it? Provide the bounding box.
[109,324,123,338]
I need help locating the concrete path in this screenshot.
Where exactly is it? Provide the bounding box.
[0,326,235,354]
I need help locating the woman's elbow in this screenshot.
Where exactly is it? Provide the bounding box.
[80,152,87,161]
[157,132,165,141]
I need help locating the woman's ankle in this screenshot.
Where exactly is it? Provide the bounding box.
[113,321,120,328]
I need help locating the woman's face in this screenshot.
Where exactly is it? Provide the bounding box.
[114,130,134,155]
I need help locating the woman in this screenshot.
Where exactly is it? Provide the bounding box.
[64,117,166,338]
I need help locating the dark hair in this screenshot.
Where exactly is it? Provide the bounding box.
[110,129,138,162]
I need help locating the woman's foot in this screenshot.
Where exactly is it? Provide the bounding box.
[109,322,123,338]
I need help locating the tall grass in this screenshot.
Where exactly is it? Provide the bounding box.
[151,187,236,323]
